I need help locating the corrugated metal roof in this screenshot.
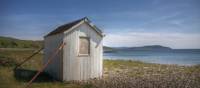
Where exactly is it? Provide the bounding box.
[45,17,85,37]
[45,17,103,37]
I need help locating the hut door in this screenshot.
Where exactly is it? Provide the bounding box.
[78,37,90,80]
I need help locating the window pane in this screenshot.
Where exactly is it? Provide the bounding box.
[79,37,89,55]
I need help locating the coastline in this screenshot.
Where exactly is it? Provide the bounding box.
[103,49,200,66]
[0,50,200,88]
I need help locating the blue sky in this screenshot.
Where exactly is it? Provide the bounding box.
[0,0,200,49]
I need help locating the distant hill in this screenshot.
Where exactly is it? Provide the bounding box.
[117,45,172,51]
[0,36,170,51]
[0,36,113,50]
[0,36,43,48]
[103,46,115,52]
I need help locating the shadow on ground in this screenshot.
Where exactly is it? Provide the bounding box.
[14,68,55,82]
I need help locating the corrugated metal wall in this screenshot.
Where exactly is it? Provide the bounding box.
[44,22,103,81]
[63,22,103,81]
[44,33,64,80]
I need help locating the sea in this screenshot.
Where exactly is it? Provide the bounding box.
[103,49,200,66]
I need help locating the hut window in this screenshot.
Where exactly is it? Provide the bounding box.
[79,37,90,55]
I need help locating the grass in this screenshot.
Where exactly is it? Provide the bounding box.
[0,49,200,88]
[0,36,43,48]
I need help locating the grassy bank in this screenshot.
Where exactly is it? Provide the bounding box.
[0,50,200,88]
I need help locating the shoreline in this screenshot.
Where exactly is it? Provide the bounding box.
[0,50,200,88]
[104,58,200,66]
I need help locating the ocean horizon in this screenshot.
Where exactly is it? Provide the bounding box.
[103,49,200,66]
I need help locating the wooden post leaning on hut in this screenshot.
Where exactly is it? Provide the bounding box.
[14,47,44,70]
[25,42,65,88]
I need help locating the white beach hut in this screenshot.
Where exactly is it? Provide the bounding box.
[43,17,104,81]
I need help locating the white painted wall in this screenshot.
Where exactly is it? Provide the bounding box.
[44,21,103,81]
[63,22,103,81]
[43,33,64,80]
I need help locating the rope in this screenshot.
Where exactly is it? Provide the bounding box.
[25,42,65,88]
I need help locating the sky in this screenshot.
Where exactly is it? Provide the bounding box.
[0,0,200,49]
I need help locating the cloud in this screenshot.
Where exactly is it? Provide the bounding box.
[104,32,200,49]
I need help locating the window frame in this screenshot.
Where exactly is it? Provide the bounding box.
[78,36,90,56]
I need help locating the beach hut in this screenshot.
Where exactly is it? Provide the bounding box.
[43,17,104,81]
